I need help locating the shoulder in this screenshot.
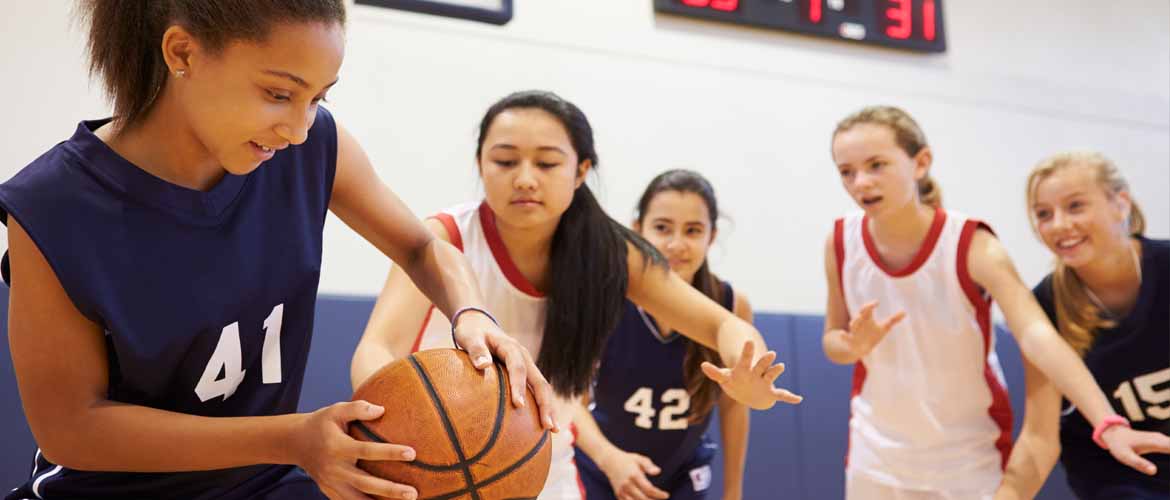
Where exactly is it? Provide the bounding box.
[0,124,116,250]
[421,202,484,249]
[2,129,92,203]
[824,217,849,263]
[964,223,1010,268]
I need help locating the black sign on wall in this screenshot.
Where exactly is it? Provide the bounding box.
[355,0,513,26]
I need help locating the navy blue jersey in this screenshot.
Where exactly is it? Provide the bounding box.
[1033,236,1170,494]
[578,282,735,494]
[0,109,338,500]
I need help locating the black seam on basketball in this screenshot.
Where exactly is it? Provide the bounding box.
[422,430,550,500]
[352,422,472,471]
[461,362,507,465]
[352,422,385,443]
[468,429,550,491]
[352,363,509,473]
[409,355,482,500]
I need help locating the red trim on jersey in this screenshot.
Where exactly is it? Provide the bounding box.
[834,218,848,311]
[410,305,437,354]
[573,457,587,499]
[411,213,459,355]
[956,219,1014,469]
[431,213,463,252]
[569,422,586,498]
[478,202,545,298]
[861,206,947,277]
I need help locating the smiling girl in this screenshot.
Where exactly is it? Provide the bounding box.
[822,106,1162,499]
[995,152,1169,500]
[1,2,553,499]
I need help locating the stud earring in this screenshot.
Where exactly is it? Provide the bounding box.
[174,69,187,78]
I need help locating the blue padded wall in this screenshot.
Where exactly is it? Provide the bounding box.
[0,292,1076,498]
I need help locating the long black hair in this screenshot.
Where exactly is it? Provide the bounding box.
[634,169,725,421]
[476,90,665,397]
[79,0,346,128]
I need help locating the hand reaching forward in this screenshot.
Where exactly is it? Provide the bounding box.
[701,341,803,410]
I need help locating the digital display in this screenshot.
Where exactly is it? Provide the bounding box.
[654,0,946,53]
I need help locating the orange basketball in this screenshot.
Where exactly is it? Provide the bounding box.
[349,348,551,500]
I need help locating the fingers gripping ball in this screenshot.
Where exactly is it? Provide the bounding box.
[349,349,551,500]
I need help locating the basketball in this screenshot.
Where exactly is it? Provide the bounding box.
[349,348,551,500]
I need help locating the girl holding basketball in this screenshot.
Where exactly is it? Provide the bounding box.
[352,91,800,499]
[994,152,1169,500]
[571,169,751,500]
[822,106,1163,499]
[2,2,555,499]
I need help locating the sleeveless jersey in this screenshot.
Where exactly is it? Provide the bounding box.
[1033,236,1169,492]
[834,207,1013,492]
[579,281,735,491]
[1,108,337,499]
[411,201,583,500]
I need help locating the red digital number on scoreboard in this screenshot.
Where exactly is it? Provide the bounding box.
[680,0,738,12]
[883,0,936,40]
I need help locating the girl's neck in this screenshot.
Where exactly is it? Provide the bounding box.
[98,91,225,192]
[1074,236,1142,315]
[868,201,936,261]
[493,213,557,292]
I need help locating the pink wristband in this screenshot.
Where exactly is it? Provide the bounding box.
[1092,414,1130,449]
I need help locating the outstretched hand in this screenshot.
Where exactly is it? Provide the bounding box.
[843,301,906,359]
[701,341,802,410]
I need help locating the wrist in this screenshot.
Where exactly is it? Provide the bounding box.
[1092,414,1130,449]
[278,413,311,467]
[451,306,496,328]
[596,444,623,471]
[449,306,499,349]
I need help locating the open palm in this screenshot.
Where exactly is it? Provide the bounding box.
[701,341,803,410]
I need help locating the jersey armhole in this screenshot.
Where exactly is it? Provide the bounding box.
[833,218,847,312]
[429,213,463,252]
[0,201,106,329]
[957,219,994,340]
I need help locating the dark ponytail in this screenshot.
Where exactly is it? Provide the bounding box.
[634,169,725,421]
[476,90,664,397]
[79,0,346,128]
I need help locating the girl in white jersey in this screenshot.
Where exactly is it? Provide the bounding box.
[822,106,1160,499]
[351,90,802,500]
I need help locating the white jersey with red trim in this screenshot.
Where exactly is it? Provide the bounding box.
[413,201,584,500]
[834,207,1013,493]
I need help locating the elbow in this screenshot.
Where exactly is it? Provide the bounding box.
[1040,442,1062,469]
[825,353,855,366]
[399,238,433,275]
[35,433,97,471]
[821,342,855,365]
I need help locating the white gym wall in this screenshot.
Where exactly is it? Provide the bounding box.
[1,1,1166,313]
